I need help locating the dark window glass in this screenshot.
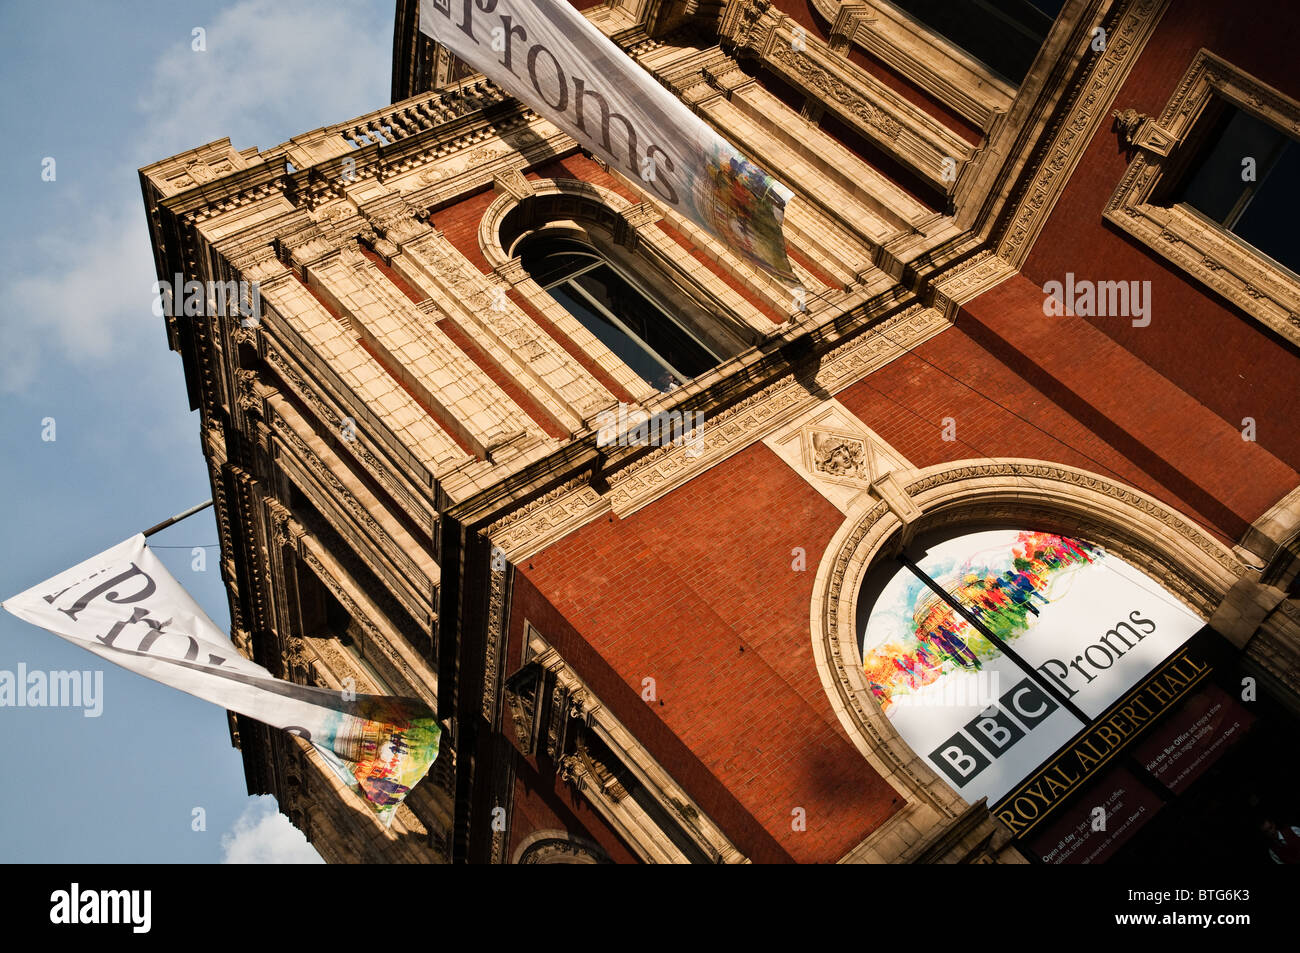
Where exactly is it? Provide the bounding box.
[520,238,719,392]
[888,0,1058,84]
[1176,104,1300,274]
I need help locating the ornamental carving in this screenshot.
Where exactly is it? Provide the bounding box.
[1000,0,1169,264]
[516,835,613,865]
[262,345,435,535]
[481,562,509,721]
[811,431,868,480]
[487,306,948,558]
[269,408,430,596]
[769,45,903,140]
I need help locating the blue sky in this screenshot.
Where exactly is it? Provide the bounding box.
[0,0,396,862]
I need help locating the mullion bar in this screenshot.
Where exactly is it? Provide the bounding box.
[896,552,1090,726]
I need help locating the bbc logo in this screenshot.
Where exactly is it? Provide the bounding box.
[927,677,1059,787]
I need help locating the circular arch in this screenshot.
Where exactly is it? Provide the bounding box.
[512,829,615,865]
[809,458,1249,821]
[478,175,762,361]
[478,178,639,272]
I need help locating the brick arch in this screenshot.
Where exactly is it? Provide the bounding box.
[809,458,1249,838]
[477,178,639,271]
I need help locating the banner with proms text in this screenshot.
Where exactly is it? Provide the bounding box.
[417,0,798,282]
[2,535,439,826]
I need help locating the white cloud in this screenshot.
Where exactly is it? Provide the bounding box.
[220,795,324,864]
[0,0,389,395]
[1,206,159,394]
[139,0,390,159]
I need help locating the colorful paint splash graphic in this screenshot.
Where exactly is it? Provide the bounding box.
[692,142,796,281]
[317,696,441,825]
[863,532,1101,712]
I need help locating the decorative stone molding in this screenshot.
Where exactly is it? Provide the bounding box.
[928,248,1017,319]
[762,399,911,512]
[726,7,976,190]
[828,2,875,56]
[487,305,950,559]
[810,458,1247,859]
[806,0,1013,128]
[268,400,434,605]
[513,830,614,864]
[294,534,439,710]
[1240,485,1300,592]
[1111,107,1154,154]
[478,177,638,269]
[997,0,1170,265]
[261,342,437,537]
[1103,49,1300,349]
[481,563,510,722]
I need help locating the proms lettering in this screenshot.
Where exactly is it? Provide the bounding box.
[418,0,798,281]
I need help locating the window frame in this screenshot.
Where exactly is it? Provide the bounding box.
[1103,49,1300,349]
[808,0,1017,127]
[515,233,726,393]
[877,0,1060,87]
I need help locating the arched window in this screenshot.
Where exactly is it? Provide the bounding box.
[518,236,721,393]
[855,527,1205,806]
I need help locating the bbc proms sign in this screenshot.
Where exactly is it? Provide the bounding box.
[859,530,1204,805]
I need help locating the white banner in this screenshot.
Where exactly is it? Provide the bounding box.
[418,0,798,281]
[3,535,439,826]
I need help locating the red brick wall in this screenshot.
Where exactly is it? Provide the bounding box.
[431,184,498,271]
[1024,0,1300,472]
[513,442,905,863]
[836,275,1299,543]
[508,759,642,864]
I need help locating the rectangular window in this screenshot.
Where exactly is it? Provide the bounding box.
[1101,50,1300,348]
[887,0,1062,83]
[1172,101,1300,275]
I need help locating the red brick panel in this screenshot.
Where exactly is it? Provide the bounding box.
[518,443,905,863]
[836,274,1299,543]
[1024,0,1300,471]
[510,570,797,863]
[432,185,497,272]
[509,759,642,865]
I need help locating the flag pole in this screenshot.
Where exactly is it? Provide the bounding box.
[142,499,214,538]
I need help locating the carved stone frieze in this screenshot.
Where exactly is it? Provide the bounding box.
[262,344,435,536]
[768,44,903,141]
[481,563,509,721]
[268,407,430,598]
